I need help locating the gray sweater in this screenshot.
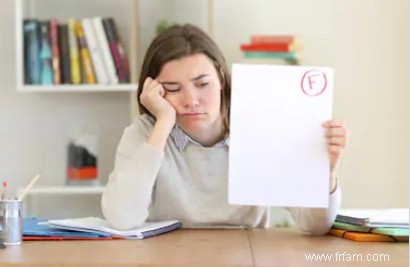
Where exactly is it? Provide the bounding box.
[101,114,341,234]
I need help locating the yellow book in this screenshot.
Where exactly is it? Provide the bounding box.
[74,21,96,84]
[67,19,81,84]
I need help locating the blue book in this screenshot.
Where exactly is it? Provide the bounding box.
[39,21,53,85]
[243,51,300,60]
[23,20,41,84]
[23,218,110,238]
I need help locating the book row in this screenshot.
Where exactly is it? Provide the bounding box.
[23,17,130,86]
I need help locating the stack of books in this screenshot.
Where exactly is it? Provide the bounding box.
[330,209,409,242]
[240,35,301,65]
[23,17,129,86]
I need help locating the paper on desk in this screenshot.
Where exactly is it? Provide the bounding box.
[229,64,333,208]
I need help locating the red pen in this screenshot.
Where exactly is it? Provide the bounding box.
[1,182,7,200]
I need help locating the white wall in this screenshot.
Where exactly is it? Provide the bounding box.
[0,0,133,218]
[214,0,408,209]
[0,0,407,218]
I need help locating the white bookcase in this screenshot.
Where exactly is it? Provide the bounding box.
[14,0,139,100]
[14,0,215,217]
[14,0,140,210]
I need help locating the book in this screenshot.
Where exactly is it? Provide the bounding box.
[23,218,110,238]
[49,19,61,85]
[39,20,53,85]
[329,228,408,242]
[74,20,96,84]
[240,43,299,52]
[241,57,299,66]
[332,221,409,236]
[243,51,300,61]
[68,18,81,84]
[336,209,409,228]
[44,217,182,239]
[82,18,109,84]
[23,19,41,84]
[92,17,118,85]
[102,18,130,83]
[250,35,299,45]
[58,24,71,84]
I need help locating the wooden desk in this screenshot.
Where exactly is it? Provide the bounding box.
[249,229,408,266]
[0,229,408,267]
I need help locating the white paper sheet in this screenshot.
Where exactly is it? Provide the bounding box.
[228,64,333,208]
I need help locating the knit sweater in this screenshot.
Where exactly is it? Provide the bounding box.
[101,114,341,234]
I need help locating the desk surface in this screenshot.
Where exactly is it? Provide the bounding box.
[0,229,408,267]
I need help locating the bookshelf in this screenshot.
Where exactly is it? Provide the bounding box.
[13,0,214,203]
[17,84,137,93]
[14,0,139,99]
[13,0,140,205]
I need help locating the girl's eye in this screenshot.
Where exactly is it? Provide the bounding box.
[162,84,181,92]
[197,82,209,88]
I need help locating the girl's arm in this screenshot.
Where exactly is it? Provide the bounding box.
[101,116,173,230]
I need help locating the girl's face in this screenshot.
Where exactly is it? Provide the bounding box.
[157,53,223,134]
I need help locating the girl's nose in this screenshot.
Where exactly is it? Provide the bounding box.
[182,88,199,108]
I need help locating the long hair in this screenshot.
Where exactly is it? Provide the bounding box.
[137,24,231,132]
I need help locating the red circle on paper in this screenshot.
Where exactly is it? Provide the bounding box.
[300,70,327,96]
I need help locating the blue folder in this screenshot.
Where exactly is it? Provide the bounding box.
[23,218,110,238]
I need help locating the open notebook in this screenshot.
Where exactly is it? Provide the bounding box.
[43,217,182,239]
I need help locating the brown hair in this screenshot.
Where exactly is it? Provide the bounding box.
[137,24,231,133]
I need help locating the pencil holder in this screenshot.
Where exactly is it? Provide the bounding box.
[0,199,23,245]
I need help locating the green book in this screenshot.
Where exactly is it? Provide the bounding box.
[243,51,300,60]
[333,221,409,236]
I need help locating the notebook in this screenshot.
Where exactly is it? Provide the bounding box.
[44,217,182,239]
[23,218,111,239]
[332,221,409,236]
[336,209,409,227]
[329,228,408,242]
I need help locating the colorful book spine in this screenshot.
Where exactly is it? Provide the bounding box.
[58,24,71,84]
[240,43,297,52]
[81,18,109,84]
[250,35,298,45]
[23,19,41,84]
[68,19,81,84]
[49,19,61,84]
[92,17,118,85]
[329,228,408,242]
[39,20,53,85]
[74,20,96,84]
[103,18,130,83]
[243,51,300,60]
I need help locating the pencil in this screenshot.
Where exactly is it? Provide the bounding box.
[18,174,40,201]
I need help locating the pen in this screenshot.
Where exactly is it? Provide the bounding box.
[1,182,7,200]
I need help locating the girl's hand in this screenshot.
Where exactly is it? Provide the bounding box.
[322,120,349,187]
[139,77,176,126]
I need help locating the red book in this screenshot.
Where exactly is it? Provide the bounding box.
[251,35,298,45]
[49,18,61,84]
[240,43,296,52]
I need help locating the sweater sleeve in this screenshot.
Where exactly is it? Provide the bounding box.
[285,182,342,235]
[101,116,164,230]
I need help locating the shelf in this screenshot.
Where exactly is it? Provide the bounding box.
[18,186,105,195]
[17,84,138,92]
